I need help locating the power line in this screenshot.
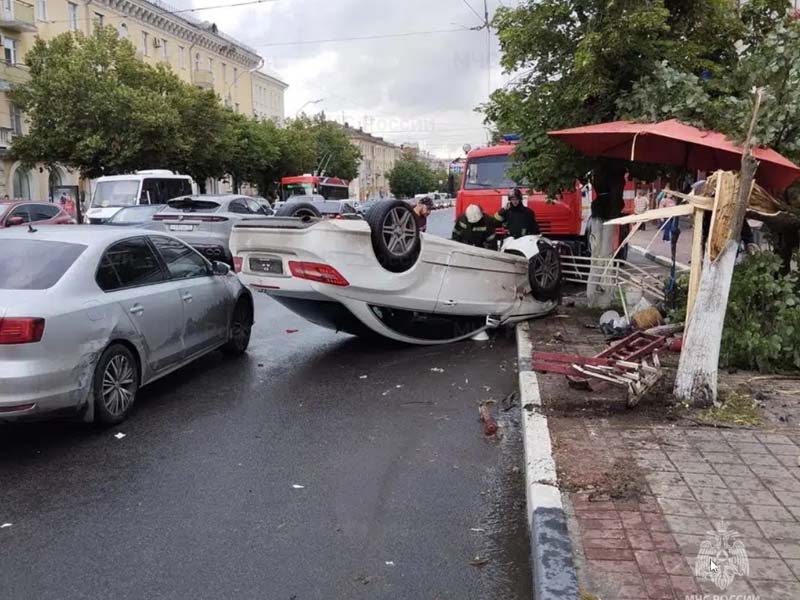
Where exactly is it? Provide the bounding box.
[461,0,484,24]
[252,28,471,48]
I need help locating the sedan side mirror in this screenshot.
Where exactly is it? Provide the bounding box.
[212,261,230,276]
[7,216,24,226]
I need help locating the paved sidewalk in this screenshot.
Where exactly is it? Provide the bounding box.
[528,311,800,600]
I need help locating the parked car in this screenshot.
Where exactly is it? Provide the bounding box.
[230,199,560,345]
[85,170,194,224]
[148,194,272,265]
[0,201,74,227]
[250,196,275,214]
[274,194,361,219]
[104,204,165,226]
[0,226,253,424]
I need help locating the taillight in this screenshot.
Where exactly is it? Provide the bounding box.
[288,261,349,286]
[0,318,45,345]
[233,256,243,273]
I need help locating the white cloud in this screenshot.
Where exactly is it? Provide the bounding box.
[177,0,509,157]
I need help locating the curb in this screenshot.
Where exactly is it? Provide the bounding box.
[630,244,690,272]
[516,322,578,600]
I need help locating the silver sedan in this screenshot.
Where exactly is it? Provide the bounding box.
[0,226,254,424]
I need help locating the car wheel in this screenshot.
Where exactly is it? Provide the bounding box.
[275,202,322,220]
[366,200,421,273]
[529,242,562,302]
[93,343,139,425]
[221,299,252,356]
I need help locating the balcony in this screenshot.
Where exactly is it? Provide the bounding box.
[0,1,37,32]
[0,127,16,152]
[0,62,29,90]
[192,69,214,90]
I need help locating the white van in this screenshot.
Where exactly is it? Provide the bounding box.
[85,170,195,223]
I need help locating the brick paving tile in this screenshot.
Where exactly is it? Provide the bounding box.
[772,541,800,559]
[721,430,759,442]
[725,475,768,491]
[649,482,695,500]
[583,518,624,530]
[575,509,620,521]
[732,488,779,505]
[762,476,800,493]
[757,520,800,540]
[583,529,628,540]
[584,547,636,561]
[747,557,797,580]
[787,506,800,520]
[756,433,795,445]
[746,503,796,522]
[712,462,754,476]
[724,519,764,538]
[698,501,750,520]
[686,430,723,440]
[638,496,661,513]
[786,559,800,579]
[758,466,797,479]
[583,536,631,550]
[702,451,744,464]
[774,490,800,506]
[741,452,782,467]
[750,579,800,600]
[586,559,640,574]
[672,533,706,555]
[615,499,646,511]
[657,498,704,517]
[681,473,727,489]
[692,441,733,453]
[620,511,646,530]
[669,575,701,596]
[650,531,679,552]
[659,552,692,576]
[634,550,665,574]
[729,442,769,454]
[663,515,713,534]
[742,537,781,558]
[627,530,654,550]
[671,460,715,474]
[691,487,737,505]
[642,511,671,531]
[642,574,674,599]
[698,578,756,596]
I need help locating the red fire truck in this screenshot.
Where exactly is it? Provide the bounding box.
[281,175,350,201]
[456,136,634,253]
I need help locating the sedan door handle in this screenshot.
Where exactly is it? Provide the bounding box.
[129,304,144,315]
[181,293,193,303]
[441,300,457,307]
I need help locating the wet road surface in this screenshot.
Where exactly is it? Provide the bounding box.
[0,209,533,600]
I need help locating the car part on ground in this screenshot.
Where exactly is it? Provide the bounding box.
[231,200,559,345]
[0,226,253,423]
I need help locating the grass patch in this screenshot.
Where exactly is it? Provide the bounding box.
[696,391,764,428]
[579,592,601,600]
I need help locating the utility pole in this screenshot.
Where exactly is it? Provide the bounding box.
[485,0,490,97]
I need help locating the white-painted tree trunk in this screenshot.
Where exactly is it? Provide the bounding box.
[674,240,738,407]
[587,216,615,308]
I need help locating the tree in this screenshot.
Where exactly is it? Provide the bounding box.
[484,0,749,207]
[223,112,281,193]
[11,27,189,179]
[310,116,362,181]
[387,154,436,198]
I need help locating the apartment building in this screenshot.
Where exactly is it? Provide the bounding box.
[0,0,274,200]
[343,123,402,200]
[252,70,287,124]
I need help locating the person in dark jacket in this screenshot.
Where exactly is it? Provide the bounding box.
[495,188,540,238]
[452,204,498,249]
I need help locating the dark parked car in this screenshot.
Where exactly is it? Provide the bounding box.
[0,201,74,228]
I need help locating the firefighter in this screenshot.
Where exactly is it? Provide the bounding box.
[452,204,498,249]
[495,188,540,238]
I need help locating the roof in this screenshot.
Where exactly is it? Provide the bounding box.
[467,142,518,159]
[0,225,153,245]
[341,124,401,149]
[253,70,288,89]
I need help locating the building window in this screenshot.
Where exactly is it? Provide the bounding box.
[13,168,31,200]
[119,23,129,39]
[161,39,168,60]
[94,12,103,27]
[36,0,46,21]
[221,62,226,82]
[207,57,213,71]
[68,2,78,31]
[235,103,240,113]
[233,67,238,85]
[3,38,17,66]
[10,104,22,135]
[141,31,149,56]
[194,52,200,71]
[178,46,185,69]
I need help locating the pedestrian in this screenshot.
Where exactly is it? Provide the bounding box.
[413,197,434,233]
[634,188,649,230]
[452,204,498,249]
[494,188,539,238]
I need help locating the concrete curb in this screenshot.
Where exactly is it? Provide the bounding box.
[516,322,578,600]
[630,244,690,272]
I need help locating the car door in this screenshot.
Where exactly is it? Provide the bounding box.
[5,204,31,226]
[96,237,185,372]
[149,236,230,358]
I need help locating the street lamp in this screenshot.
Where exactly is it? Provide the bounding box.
[295,98,324,117]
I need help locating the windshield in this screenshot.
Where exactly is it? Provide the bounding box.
[92,180,140,208]
[464,155,517,190]
[109,205,162,223]
[0,240,87,289]
[282,183,314,198]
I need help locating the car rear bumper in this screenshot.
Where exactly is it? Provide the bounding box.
[0,360,90,420]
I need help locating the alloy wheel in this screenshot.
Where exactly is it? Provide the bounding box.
[532,249,560,288]
[381,208,417,256]
[101,354,136,417]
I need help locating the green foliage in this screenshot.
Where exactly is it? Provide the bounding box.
[696,391,765,427]
[11,28,360,193]
[671,253,800,373]
[485,0,748,197]
[387,154,437,198]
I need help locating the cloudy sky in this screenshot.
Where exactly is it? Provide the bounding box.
[175,0,511,157]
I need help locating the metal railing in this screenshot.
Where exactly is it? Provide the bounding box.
[560,253,667,302]
[0,127,14,147]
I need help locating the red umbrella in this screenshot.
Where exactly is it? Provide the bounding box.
[549,119,800,191]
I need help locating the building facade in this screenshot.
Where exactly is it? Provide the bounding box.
[251,70,287,124]
[0,0,279,200]
[343,124,402,200]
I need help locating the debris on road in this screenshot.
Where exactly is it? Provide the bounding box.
[114,433,126,440]
[469,528,485,533]
[469,557,490,567]
[285,328,299,334]
[291,484,305,489]
[1,523,12,529]
[385,561,395,566]
[430,367,445,373]
[478,401,498,436]
[359,375,368,379]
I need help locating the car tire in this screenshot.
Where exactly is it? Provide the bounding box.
[221,299,253,356]
[528,242,562,302]
[366,200,421,273]
[275,202,322,220]
[93,343,139,425]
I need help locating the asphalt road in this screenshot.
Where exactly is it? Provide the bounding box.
[0,208,533,600]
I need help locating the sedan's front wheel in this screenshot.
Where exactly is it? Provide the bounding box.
[93,343,139,425]
[221,299,252,356]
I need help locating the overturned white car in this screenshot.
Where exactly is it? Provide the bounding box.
[229,200,561,345]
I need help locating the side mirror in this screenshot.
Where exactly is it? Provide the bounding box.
[212,261,230,276]
[7,216,24,226]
